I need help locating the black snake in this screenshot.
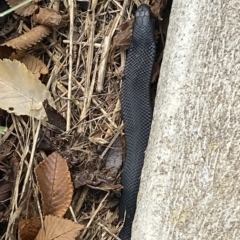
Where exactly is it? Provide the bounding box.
[119,4,156,239]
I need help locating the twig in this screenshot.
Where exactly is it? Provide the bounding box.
[69,206,77,222]
[20,119,41,200]
[80,192,109,238]
[73,186,89,217]
[67,0,74,131]
[97,222,121,240]
[80,10,95,121]
[97,13,121,92]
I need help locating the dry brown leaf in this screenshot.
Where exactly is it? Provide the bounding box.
[1,25,51,50]
[16,54,48,78]
[0,59,55,120]
[43,99,66,131]
[89,130,109,145]
[35,215,84,240]
[32,8,62,27]
[89,123,112,145]
[6,0,40,16]
[112,19,133,51]
[18,218,41,240]
[15,3,39,16]
[9,50,27,60]
[35,152,73,217]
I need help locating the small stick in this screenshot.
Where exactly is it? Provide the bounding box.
[80,192,109,238]
[96,13,121,92]
[80,10,95,121]
[66,0,74,131]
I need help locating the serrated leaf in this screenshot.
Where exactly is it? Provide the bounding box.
[35,152,73,217]
[17,54,49,78]
[35,215,84,240]
[6,0,41,16]
[32,8,62,27]
[0,59,55,120]
[1,25,51,50]
[18,218,41,240]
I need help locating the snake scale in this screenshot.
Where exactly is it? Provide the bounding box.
[119,4,156,239]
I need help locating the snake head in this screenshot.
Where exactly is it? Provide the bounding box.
[135,4,152,27]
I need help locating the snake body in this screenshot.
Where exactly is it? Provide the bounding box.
[119,4,156,239]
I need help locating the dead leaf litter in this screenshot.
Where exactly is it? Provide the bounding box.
[0,0,171,239]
